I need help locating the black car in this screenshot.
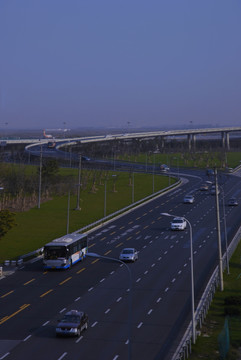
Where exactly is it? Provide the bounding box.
[56,310,88,337]
[228,197,238,206]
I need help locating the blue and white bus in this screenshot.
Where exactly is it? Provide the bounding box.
[43,233,88,270]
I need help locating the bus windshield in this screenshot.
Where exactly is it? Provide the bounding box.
[44,246,67,260]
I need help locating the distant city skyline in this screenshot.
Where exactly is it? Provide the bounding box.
[0,1,241,130]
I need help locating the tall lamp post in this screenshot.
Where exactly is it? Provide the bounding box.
[38,145,43,209]
[214,168,224,291]
[161,213,196,344]
[86,252,133,360]
[152,153,155,193]
[220,184,229,274]
[104,177,107,218]
[76,154,82,211]
[172,156,179,180]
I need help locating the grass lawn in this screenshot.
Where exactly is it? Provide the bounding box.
[0,171,176,262]
[118,151,241,169]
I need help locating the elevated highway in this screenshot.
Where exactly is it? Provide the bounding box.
[2,126,241,152]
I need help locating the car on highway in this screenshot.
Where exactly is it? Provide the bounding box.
[171,217,187,230]
[200,183,209,191]
[56,310,88,337]
[210,185,220,195]
[228,197,238,206]
[206,169,214,176]
[183,194,195,204]
[119,248,138,262]
[160,164,170,172]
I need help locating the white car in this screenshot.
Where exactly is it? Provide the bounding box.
[171,217,187,231]
[183,195,195,204]
[160,164,170,172]
[119,248,138,262]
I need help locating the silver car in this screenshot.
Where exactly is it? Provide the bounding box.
[119,248,138,262]
[183,195,194,203]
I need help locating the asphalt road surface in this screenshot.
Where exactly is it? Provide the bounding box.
[1,169,241,360]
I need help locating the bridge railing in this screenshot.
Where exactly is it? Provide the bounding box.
[171,224,241,360]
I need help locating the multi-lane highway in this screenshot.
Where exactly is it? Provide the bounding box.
[0,169,241,360]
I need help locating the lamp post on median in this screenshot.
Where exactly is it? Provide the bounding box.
[76,154,82,211]
[104,177,107,218]
[38,145,43,209]
[219,183,229,275]
[172,156,179,180]
[161,212,196,344]
[86,252,133,360]
[214,168,224,291]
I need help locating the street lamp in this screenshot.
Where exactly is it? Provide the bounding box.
[161,212,196,344]
[38,145,43,209]
[172,156,179,179]
[152,153,156,193]
[219,184,229,274]
[104,177,107,217]
[86,252,133,359]
[214,168,224,291]
[76,154,82,211]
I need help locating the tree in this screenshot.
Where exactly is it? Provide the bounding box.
[0,210,16,239]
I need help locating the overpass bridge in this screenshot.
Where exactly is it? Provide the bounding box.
[2,126,241,152]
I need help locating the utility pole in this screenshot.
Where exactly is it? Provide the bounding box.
[104,178,107,218]
[76,154,81,210]
[215,168,224,291]
[38,146,43,209]
[132,171,134,203]
[67,188,70,234]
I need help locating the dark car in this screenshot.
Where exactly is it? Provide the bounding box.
[206,169,214,176]
[56,310,88,337]
[228,197,238,206]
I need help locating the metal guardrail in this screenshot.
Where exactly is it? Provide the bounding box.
[17,178,181,261]
[171,224,241,360]
[73,179,181,235]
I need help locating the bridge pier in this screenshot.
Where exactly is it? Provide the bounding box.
[221,131,230,151]
[226,132,230,150]
[160,136,165,149]
[187,134,196,151]
[188,134,192,151]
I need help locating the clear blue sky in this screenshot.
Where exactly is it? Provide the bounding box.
[0,0,240,130]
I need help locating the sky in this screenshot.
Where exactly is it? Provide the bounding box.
[0,0,241,130]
